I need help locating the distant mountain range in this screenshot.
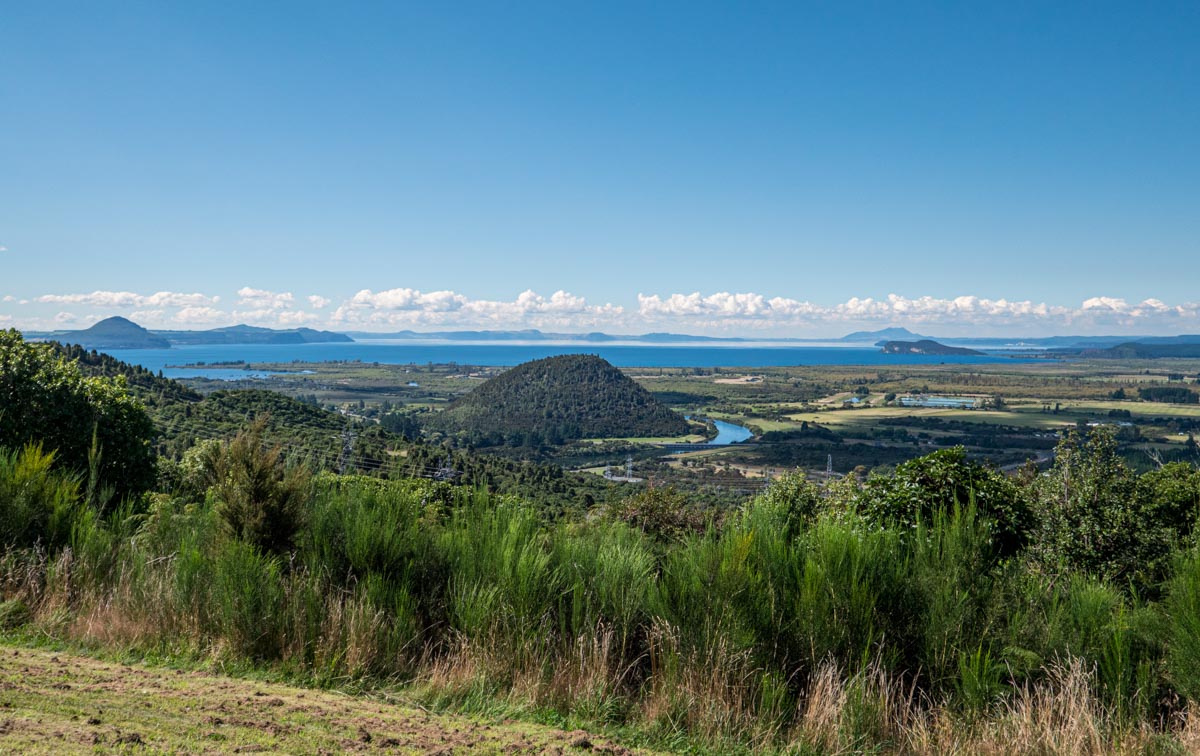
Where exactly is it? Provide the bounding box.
[348,329,767,343]
[21,318,1200,356]
[1083,342,1200,359]
[841,327,926,343]
[40,316,173,349]
[28,317,352,350]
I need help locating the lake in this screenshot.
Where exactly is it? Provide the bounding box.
[106,340,1026,379]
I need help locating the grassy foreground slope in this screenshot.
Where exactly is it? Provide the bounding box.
[0,644,642,755]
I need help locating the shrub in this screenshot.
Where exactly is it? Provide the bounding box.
[857,448,1033,557]
[608,486,706,542]
[210,422,312,555]
[1138,461,1200,540]
[212,539,286,659]
[0,444,82,549]
[745,472,822,539]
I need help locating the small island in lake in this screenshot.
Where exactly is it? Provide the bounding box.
[880,339,985,356]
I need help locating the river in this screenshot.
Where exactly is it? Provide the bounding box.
[707,418,755,445]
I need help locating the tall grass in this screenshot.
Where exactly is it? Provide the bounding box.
[4,449,1200,752]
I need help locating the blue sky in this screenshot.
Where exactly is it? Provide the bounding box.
[2,1,1198,336]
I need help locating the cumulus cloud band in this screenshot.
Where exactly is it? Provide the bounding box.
[13,287,1200,334]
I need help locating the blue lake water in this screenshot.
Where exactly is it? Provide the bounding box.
[106,340,1026,379]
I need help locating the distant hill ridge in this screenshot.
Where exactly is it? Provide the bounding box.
[1087,341,1200,359]
[49,316,172,349]
[842,327,926,343]
[28,319,1200,352]
[38,317,351,349]
[434,354,690,442]
[156,323,352,345]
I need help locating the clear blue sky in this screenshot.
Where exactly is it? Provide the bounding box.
[2,1,1198,336]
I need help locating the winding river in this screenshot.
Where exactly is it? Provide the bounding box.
[683,415,754,445]
[707,418,755,445]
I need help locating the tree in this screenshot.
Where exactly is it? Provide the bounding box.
[1032,428,1172,591]
[0,330,155,504]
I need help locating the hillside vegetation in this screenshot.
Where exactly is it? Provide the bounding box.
[12,329,1200,752]
[36,334,626,511]
[435,354,690,444]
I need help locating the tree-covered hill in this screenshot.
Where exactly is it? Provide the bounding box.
[31,337,622,508]
[50,342,202,405]
[433,354,690,444]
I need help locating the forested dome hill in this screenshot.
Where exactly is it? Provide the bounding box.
[435,354,691,442]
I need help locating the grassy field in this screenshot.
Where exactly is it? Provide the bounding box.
[0,644,645,755]
[782,405,1069,430]
[166,356,1200,478]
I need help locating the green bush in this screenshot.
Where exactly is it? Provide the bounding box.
[210,422,312,555]
[1138,461,1200,540]
[1033,429,1172,592]
[1166,549,1200,702]
[0,444,83,549]
[0,329,156,502]
[857,448,1033,557]
[608,486,706,542]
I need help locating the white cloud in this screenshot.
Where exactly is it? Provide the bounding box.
[0,246,8,252]
[54,311,77,324]
[2,295,14,303]
[36,290,218,308]
[345,288,467,312]
[173,306,226,324]
[332,288,624,328]
[237,287,294,309]
[631,291,1200,334]
[14,285,1200,336]
[276,310,318,325]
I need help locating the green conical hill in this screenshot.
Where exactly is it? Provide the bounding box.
[436,354,689,441]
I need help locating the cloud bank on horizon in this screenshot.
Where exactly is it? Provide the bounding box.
[7,287,1200,338]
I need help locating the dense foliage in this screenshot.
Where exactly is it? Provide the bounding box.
[1139,385,1199,404]
[4,420,1200,750]
[857,448,1034,556]
[0,330,155,503]
[434,354,690,444]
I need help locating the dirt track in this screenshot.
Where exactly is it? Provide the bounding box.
[0,645,642,755]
